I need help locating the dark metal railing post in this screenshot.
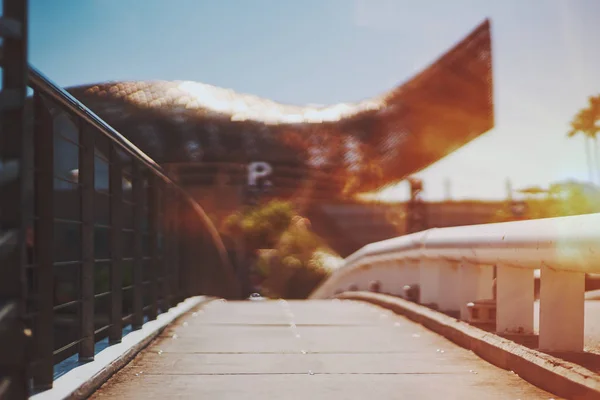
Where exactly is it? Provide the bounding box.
[32,93,55,390]
[131,162,144,329]
[79,120,95,361]
[168,191,180,305]
[185,207,196,298]
[178,202,190,300]
[188,228,199,296]
[0,0,29,398]
[108,144,123,343]
[195,228,206,296]
[147,174,159,320]
[160,183,172,311]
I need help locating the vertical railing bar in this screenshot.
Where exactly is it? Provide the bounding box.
[195,227,206,296]
[0,0,29,398]
[162,185,174,310]
[157,182,166,312]
[185,204,195,299]
[178,200,189,301]
[108,143,123,343]
[204,229,217,297]
[131,162,144,329]
[147,174,158,320]
[78,119,95,361]
[173,193,181,303]
[157,180,165,312]
[31,93,55,390]
[193,211,202,297]
[163,167,178,306]
[170,191,180,305]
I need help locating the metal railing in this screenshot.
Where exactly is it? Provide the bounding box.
[1,64,240,398]
[311,213,600,353]
[0,0,30,399]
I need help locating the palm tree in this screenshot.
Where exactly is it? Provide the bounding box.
[591,96,600,182]
[568,95,600,184]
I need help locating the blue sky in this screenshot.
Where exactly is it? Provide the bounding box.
[29,0,600,200]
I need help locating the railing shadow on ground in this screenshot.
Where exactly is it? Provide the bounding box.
[1,64,241,399]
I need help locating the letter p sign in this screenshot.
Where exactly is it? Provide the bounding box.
[247,161,272,186]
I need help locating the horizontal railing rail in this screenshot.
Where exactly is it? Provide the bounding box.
[342,213,600,272]
[1,64,241,398]
[311,213,600,353]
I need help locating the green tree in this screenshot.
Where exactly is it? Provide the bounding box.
[221,200,335,299]
[256,213,332,299]
[222,200,295,250]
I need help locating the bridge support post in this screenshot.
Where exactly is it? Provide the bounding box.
[419,259,460,313]
[435,260,461,315]
[458,263,493,321]
[496,265,534,335]
[538,267,584,352]
[418,260,439,307]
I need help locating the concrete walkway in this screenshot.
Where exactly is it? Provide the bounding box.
[91,299,557,399]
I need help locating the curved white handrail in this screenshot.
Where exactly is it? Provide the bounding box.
[312,213,600,298]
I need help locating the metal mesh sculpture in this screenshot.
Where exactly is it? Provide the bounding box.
[66,20,493,199]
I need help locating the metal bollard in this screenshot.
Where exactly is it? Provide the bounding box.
[403,284,420,303]
[466,300,496,331]
[369,281,381,293]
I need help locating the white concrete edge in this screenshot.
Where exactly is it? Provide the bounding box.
[31,296,214,400]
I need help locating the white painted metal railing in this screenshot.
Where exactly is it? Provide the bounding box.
[310,213,600,352]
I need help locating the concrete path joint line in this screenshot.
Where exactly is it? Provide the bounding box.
[89,298,558,399]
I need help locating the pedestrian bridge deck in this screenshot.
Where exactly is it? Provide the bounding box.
[90,299,554,399]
